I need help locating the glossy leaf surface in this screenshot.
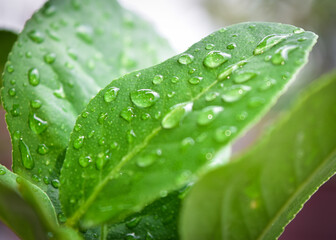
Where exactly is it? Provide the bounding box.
[180,71,336,240]
[1,0,173,212]
[60,22,317,227]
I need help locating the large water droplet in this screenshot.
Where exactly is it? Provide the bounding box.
[19,139,34,170]
[215,126,237,142]
[51,179,60,188]
[8,88,16,96]
[197,106,223,126]
[271,45,298,65]
[29,113,48,134]
[130,89,160,108]
[53,85,66,99]
[188,76,203,85]
[217,60,247,81]
[222,85,251,102]
[178,53,194,65]
[6,64,14,73]
[253,34,289,55]
[44,52,56,64]
[76,25,93,44]
[79,155,92,168]
[136,154,157,168]
[120,107,136,122]
[28,30,45,43]
[73,136,84,149]
[104,87,120,102]
[234,71,258,83]
[28,68,40,86]
[152,75,163,85]
[203,51,231,68]
[38,144,49,155]
[161,102,193,129]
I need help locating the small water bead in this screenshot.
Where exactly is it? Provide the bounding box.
[53,85,66,99]
[152,75,163,85]
[221,85,251,103]
[181,137,195,151]
[42,3,56,16]
[65,61,75,69]
[0,167,6,175]
[110,141,119,150]
[293,28,304,34]
[8,88,16,96]
[6,64,14,73]
[154,111,161,119]
[98,137,105,146]
[88,130,95,138]
[253,34,289,55]
[127,129,136,143]
[51,179,60,188]
[120,107,136,122]
[79,155,92,168]
[28,68,40,86]
[188,68,196,74]
[167,91,176,98]
[264,55,272,61]
[32,175,41,182]
[58,213,67,224]
[217,60,247,81]
[141,113,151,120]
[171,76,179,84]
[248,97,265,108]
[67,48,78,60]
[205,43,215,50]
[43,176,50,185]
[205,92,219,102]
[219,27,227,33]
[126,217,142,228]
[215,126,237,142]
[28,30,45,43]
[87,59,95,70]
[11,104,20,117]
[96,152,108,170]
[10,79,16,85]
[197,106,224,126]
[178,53,194,65]
[19,139,34,170]
[259,78,277,91]
[271,45,298,65]
[136,154,157,168]
[104,87,120,102]
[25,51,33,58]
[74,123,82,132]
[38,144,49,155]
[203,51,231,69]
[236,111,248,121]
[227,43,237,50]
[188,76,203,85]
[82,111,89,118]
[76,24,93,44]
[161,102,193,129]
[234,71,258,83]
[98,112,108,124]
[297,37,307,42]
[73,136,84,149]
[44,52,56,64]
[13,131,21,140]
[131,89,160,108]
[46,29,60,41]
[29,113,48,134]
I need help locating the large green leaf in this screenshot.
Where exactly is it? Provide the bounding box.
[0,0,173,212]
[180,71,336,240]
[0,164,81,240]
[60,22,317,227]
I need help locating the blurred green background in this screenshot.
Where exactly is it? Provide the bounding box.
[0,0,335,239]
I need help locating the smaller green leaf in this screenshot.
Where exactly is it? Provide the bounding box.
[180,71,336,240]
[0,165,81,240]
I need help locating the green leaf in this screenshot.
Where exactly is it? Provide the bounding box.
[0,164,81,240]
[0,0,173,212]
[180,70,336,240]
[60,22,317,227]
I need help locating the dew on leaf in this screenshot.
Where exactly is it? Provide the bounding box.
[38,144,49,155]
[227,43,237,50]
[76,24,93,44]
[8,88,16,96]
[203,51,231,68]
[28,68,40,86]
[79,155,92,168]
[259,78,277,91]
[0,167,6,175]
[51,179,60,188]
[178,53,194,65]
[29,113,48,134]
[152,75,163,85]
[271,45,298,65]
[253,34,289,55]
[98,112,108,124]
[136,154,157,168]
[11,104,20,117]
[44,52,56,64]
[127,129,136,143]
[188,76,203,85]
[126,217,142,228]
[215,126,237,142]
[43,176,50,185]
[28,30,45,43]
[104,87,120,103]
[236,111,248,121]
[130,89,160,108]
[197,106,223,126]
[217,60,247,81]
[205,92,219,102]
[205,43,214,50]
[221,85,251,103]
[141,113,151,120]
[181,137,195,150]
[73,136,85,149]
[234,71,258,83]
[161,102,193,129]
[6,64,14,73]
[248,97,265,108]
[171,76,179,83]
[19,139,34,170]
[120,107,136,122]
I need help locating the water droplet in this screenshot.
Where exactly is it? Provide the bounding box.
[234,71,258,83]
[25,51,32,58]
[219,27,227,33]
[44,52,56,64]
[98,137,105,146]
[293,28,304,34]
[73,136,84,149]
[136,153,157,168]
[188,76,203,85]
[203,51,231,68]
[28,30,45,43]
[42,3,56,16]
[98,112,108,124]
[58,213,67,224]
[126,217,142,228]
[253,34,289,55]
[271,45,298,65]
[96,152,109,170]
[76,25,93,44]
[259,78,276,91]
[6,64,14,73]
[38,144,49,155]
[167,91,176,98]
[127,129,136,143]
[79,155,92,168]
[82,111,89,118]
[130,89,160,108]
[74,123,82,132]
[0,167,6,175]
[171,76,179,84]
[104,87,120,103]
[29,113,48,134]
[43,176,50,185]
[217,60,247,81]
[188,68,196,74]
[10,79,16,85]
[51,179,60,188]
[120,107,136,122]
[53,85,66,99]
[178,53,194,65]
[32,175,41,182]
[236,111,248,121]
[141,113,151,120]
[181,137,195,150]
[110,141,119,150]
[297,37,307,42]
[46,29,60,41]
[227,43,237,50]
[205,92,219,102]
[28,68,40,86]
[248,97,265,108]
[19,139,34,170]
[152,75,163,85]
[205,43,215,50]
[197,106,223,126]
[8,88,16,96]
[11,104,20,117]
[161,102,193,129]
[215,126,237,142]
[222,85,251,102]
